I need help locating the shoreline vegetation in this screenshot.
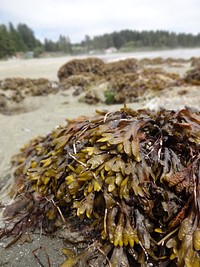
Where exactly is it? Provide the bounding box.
[1,22,200,59]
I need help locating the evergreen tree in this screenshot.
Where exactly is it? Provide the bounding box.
[0,24,15,58]
[9,22,23,52]
[1,22,200,59]
[17,23,37,51]
[58,35,72,53]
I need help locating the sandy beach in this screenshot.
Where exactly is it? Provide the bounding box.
[1,48,200,80]
[0,49,200,266]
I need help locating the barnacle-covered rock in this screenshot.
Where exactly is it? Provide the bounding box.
[1,107,200,267]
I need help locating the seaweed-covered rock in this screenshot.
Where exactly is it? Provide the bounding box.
[139,57,165,66]
[61,74,96,89]
[1,107,200,267]
[139,57,190,66]
[59,74,102,97]
[105,58,139,77]
[185,65,200,85]
[190,57,200,68]
[58,57,105,81]
[58,58,139,83]
[0,78,59,114]
[104,69,181,104]
[0,78,59,99]
[57,57,184,105]
[0,94,7,112]
[83,82,108,104]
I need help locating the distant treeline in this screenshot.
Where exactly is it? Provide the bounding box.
[0,22,72,59]
[1,22,200,59]
[0,23,41,58]
[84,30,200,51]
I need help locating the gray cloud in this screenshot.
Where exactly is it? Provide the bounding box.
[1,0,200,42]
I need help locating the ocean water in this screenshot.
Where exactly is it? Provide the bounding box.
[100,48,200,62]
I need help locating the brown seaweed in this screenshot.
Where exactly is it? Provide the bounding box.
[58,57,105,81]
[0,107,200,266]
[185,64,200,85]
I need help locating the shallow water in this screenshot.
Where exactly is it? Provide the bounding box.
[100,48,200,61]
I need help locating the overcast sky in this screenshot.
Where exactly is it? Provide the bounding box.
[1,0,200,43]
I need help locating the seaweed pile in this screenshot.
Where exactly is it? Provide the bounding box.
[58,57,105,81]
[0,57,196,111]
[105,58,139,78]
[0,78,59,114]
[0,78,58,102]
[190,57,200,68]
[58,58,138,82]
[1,107,199,266]
[61,74,98,93]
[58,58,106,94]
[58,57,183,104]
[106,68,181,104]
[139,57,190,67]
[57,58,139,99]
[185,65,200,85]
